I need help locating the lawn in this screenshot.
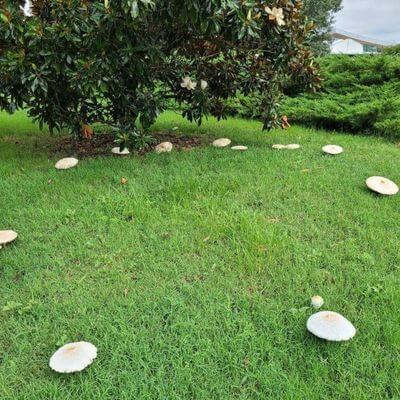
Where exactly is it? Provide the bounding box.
[0,111,399,399]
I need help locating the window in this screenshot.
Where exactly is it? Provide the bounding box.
[363,44,378,53]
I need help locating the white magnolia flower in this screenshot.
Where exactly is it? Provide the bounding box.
[187,80,197,90]
[265,6,285,26]
[181,77,197,91]
[181,77,191,88]
[20,0,33,17]
[200,80,208,90]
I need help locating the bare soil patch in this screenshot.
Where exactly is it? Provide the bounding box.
[49,131,206,158]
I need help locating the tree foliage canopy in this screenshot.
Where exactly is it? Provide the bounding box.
[0,0,319,147]
[302,0,342,54]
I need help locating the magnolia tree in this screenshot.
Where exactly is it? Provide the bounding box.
[0,0,319,148]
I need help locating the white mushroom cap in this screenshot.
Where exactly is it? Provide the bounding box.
[155,142,173,153]
[322,145,343,155]
[231,145,248,151]
[0,230,18,246]
[307,311,356,341]
[55,158,79,170]
[112,147,130,155]
[213,138,231,148]
[272,144,286,150]
[49,342,97,373]
[311,295,324,309]
[366,176,399,196]
[285,144,301,150]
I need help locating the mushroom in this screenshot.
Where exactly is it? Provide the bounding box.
[212,138,231,148]
[231,145,248,151]
[322,145,343,155]
[55,158,79,170]
[112,147,130,155]
[286,144,301,150]
[272,144,286,150]
[366,176,399,196]
[155,142,173,153]
[0,230,18,246]
[307,311,356,341]
[311,295,324,309]
[49,342,97,373]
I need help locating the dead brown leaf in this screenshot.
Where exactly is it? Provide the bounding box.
[282,115,291,129]
[82,124,94,139]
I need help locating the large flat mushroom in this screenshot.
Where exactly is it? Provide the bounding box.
[0,230,18,246]
[55,158,79,170]
[322,145,343,155]
[272,144,286,150]
[286,144,301,150]
[49,342,97,373]
[112,147,130,155]
[213,138,231,148]
[155,142,173,153]
[231,145,248,151]
[366,176,399,196]
[307,311,356,342]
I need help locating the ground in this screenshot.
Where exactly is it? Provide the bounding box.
[0,111,399,399]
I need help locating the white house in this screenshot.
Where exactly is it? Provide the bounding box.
[330,29,392,55]
[331,38,364,54]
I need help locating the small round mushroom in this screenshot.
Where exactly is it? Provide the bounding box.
[307,311,356,341]
[55,158,79,170]
[112,147,130,155]
[0,230,18,246]
[272,144,286,150]
[231,145,248,151]
[155,142,173,153]
[366,176,399,196]
[212,138,231,148]
[49,342,97,373]
[322,145,343,155]
[311,295,324,309]
[286,144,301,150]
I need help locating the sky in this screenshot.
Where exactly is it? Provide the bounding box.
[334,0,400,44]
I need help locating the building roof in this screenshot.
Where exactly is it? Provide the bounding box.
[331,29,393,48]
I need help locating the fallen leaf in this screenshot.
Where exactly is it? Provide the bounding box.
[301,169,311,173]
[82,124,93,139]
[124,288,129,297]
[259,245,268,253]
[203,236,211,242]
[121,177,128,185]
[282,115,291,129]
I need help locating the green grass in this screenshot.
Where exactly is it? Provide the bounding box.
[0,110,399,399]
